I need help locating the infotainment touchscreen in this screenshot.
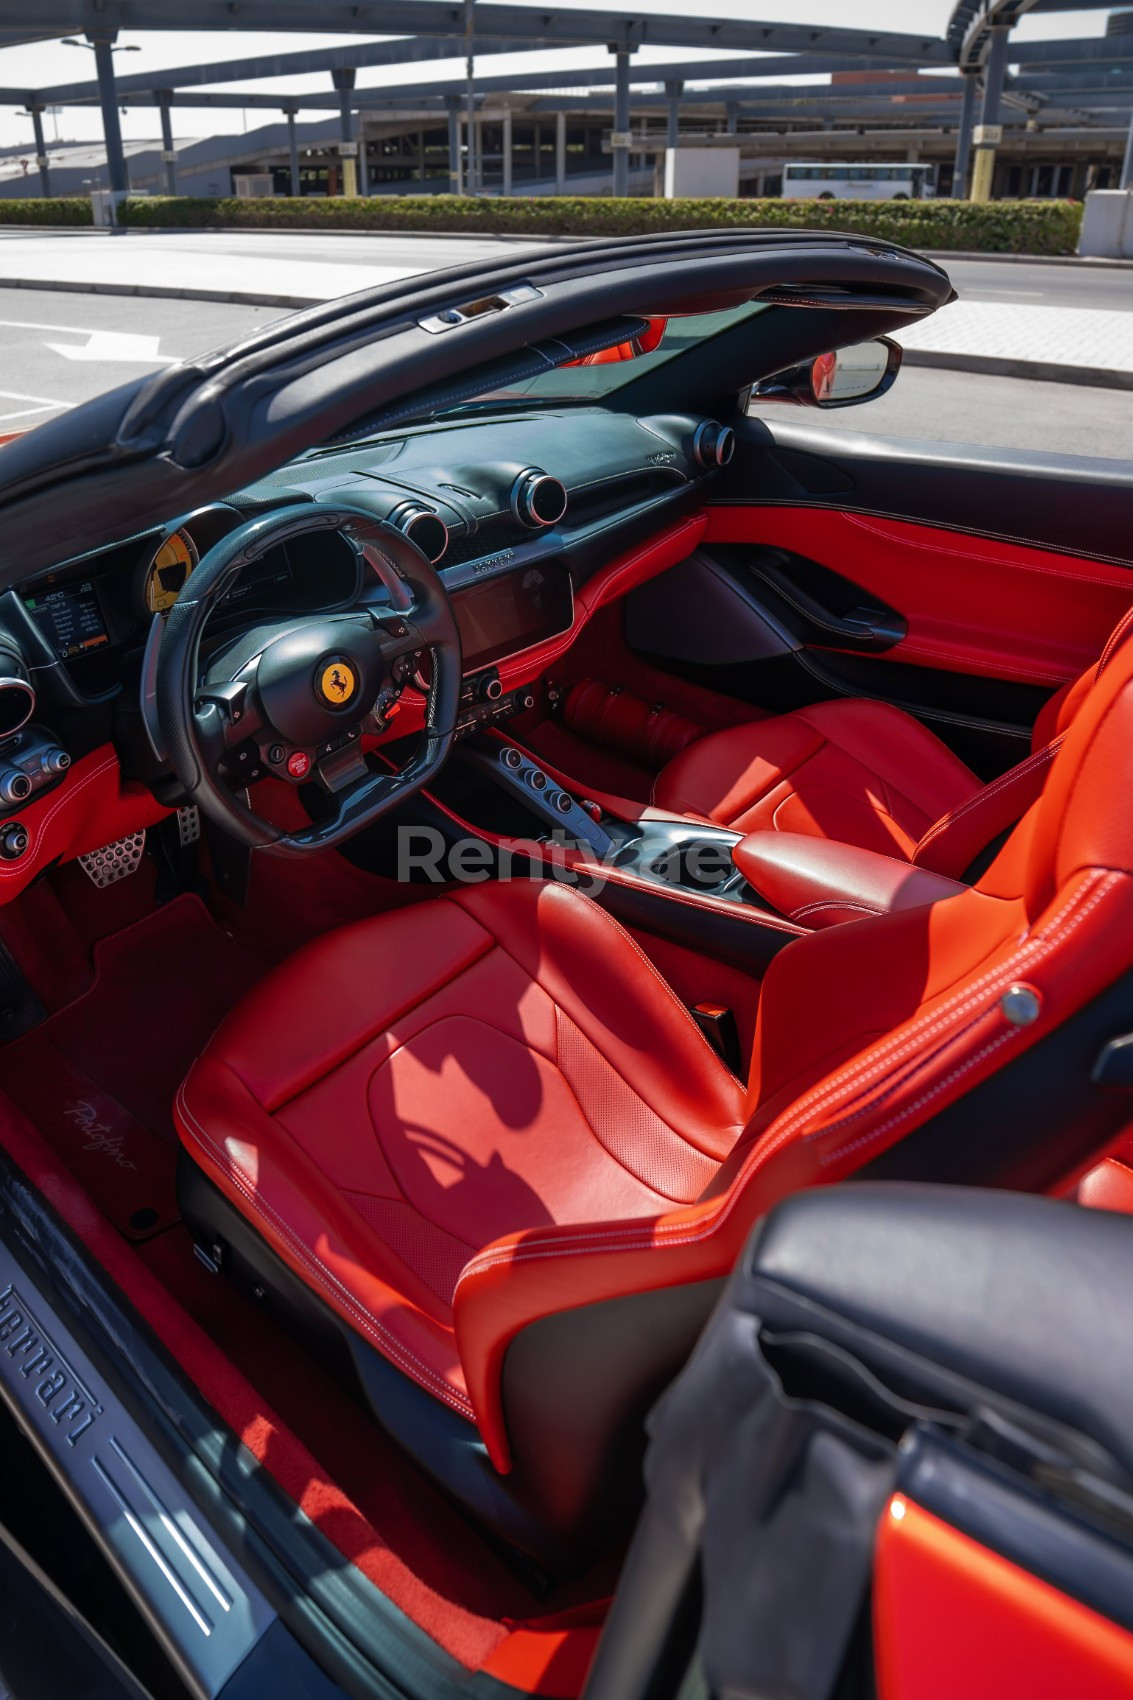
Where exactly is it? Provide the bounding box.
[24,580,110,660]
[451,561,573,673]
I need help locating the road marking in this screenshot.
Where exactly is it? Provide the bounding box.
[0,314,102,335]
[46,330,174,365]
[0,390,71,423]
[972,287,1046,298]
[0,387,70,406]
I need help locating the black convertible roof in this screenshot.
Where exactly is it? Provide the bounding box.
[0,228,953,584]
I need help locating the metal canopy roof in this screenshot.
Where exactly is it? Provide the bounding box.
[0,0,1127,200]
[0,3,953,59]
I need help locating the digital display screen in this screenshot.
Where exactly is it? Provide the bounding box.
[452,561,573,673]
[222,541,293,606]
[25,580,109,660]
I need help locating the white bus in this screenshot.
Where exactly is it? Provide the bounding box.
[782,162,936,201]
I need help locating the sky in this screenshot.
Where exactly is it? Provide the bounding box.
[0,0,1114,151]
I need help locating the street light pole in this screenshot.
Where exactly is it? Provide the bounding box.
[283,104,301,196]
[27,106,51,197]
[464,0,477,197]
[157,90,177,195]
[951,73,977,198]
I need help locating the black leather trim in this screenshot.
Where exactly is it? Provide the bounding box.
[748,1183,1133,1486]
[720,418,1133,570]
[862,960,1133,1195]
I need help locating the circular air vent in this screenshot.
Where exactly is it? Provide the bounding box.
[511,470,569,530]
[390,502,449,564]
[692,421,736,470]
[0,677,34,738]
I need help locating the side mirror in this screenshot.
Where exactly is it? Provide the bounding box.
[750,337,901,409]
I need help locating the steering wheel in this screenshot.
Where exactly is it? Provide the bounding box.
[155,501,462,855]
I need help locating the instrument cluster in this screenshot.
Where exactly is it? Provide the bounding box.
[17,506,361,692]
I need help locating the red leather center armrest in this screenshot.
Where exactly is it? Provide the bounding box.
[732,831,966,929]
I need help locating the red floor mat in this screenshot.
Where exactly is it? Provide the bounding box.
[0,895,265,1238]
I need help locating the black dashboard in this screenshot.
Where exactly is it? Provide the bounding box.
[0,406,726,812]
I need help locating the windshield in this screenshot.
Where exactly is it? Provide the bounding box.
[429,300,773,419]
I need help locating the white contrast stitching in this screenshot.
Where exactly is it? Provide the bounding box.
[842,512,1133,589]
[818,1025,1019,1167]
[893,642,1070,685]
[790,900,882,920]
[914,738,1063,858]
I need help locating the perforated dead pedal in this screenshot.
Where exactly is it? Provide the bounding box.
[176,805,201,848]
[78,830,146,888]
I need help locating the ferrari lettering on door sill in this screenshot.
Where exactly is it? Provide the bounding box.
[0,1245,277,1693]
[0,1281,102,1446]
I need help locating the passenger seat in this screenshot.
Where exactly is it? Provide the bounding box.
[651,607,1133,882]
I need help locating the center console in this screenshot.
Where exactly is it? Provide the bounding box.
[450,734,755,905]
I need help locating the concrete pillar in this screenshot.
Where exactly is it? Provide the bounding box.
[157,91,177,195]
[951,72,977,198]
[502,109,513,196]
[1122,105,1133,190]
[665,80,682,149]
[89,32,129,200]
[555,109,566,194]
[28,106,51,197]
[971,24,1010,202]
[725,101,738,136]
[332,67,358,197]
[447,99,462,194]
[284,106,301,196]
[612,47,632,197]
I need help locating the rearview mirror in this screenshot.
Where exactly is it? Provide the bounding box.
[750,337,901,409]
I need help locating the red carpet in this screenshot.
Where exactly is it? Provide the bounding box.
[0,895,265,1238]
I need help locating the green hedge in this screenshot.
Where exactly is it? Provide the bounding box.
[0,197,93,225]
[117,193,1083,254]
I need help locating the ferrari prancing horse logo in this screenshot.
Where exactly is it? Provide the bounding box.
[317,658,358,708]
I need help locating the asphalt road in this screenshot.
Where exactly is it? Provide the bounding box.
[0,288,280,426]
[1,282,1130,461]
[942,257,1133,314]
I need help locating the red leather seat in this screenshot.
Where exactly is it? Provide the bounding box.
[652,606,1133,880]
[176,623,1133,1555]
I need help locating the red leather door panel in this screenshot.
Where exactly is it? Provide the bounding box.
[705,505,1133,691]
[875,1496,1133,1700]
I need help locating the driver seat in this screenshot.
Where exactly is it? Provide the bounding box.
[175,629,1133,1562]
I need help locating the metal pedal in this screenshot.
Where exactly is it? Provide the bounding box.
[176,805,201,848]
[78,830,146,888]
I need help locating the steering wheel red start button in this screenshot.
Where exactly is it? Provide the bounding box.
[287,751,312,780]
